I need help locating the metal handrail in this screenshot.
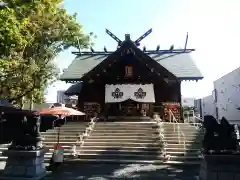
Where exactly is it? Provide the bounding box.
[188,116,203,129]
[169,110,186,151]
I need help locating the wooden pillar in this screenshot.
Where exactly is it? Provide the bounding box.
[149,103,153,117]
[179,80,183,122]
[104,103,108,120]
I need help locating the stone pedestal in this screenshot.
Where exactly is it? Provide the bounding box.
[199,154,240,180]
[0,148,49,180]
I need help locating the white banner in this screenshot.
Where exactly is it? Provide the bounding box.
[105,84,155,103]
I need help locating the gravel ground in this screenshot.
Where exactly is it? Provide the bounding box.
[43,162,200,180]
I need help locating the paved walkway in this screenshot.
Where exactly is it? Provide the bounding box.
[43,162,200,180]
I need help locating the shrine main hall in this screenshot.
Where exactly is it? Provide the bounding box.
[60,30,203,121]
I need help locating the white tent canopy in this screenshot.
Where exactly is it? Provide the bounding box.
[105,84,155,103]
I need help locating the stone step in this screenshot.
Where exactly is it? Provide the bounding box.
[86,135,160,139]
[95,122,155,124]
[90,132,158,136]
[63,157,201,165]
[65,158,164,164]
[163,132,203,136]
[77,149,199,157]
[79,145,162,150]
[162,124,200,128]
[44,141,162,147]
[95,125,156,128]
[169,155,202,162]
[92,129,157,133]
[164,160,201,165]
[56,129,86,131]
[68,153,163,160]
[41,135,79,141]
[78,149,160,155]
[163,133,204,137]
[58,124,87,127]
[165,147,200,152]
[165,144,201,149]
[59,123,88,126]
[162,125,198,127]
[94,124,158,129]
[41,132,86,135]
[163,136,203,140]
[42,139,79,143]
[43,138,159,143]
[163,139,201,143]
[47,129,86,132]
[166,151,200,156]
[85,138,159,142]
[163,130,201,134]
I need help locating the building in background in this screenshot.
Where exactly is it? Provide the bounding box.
[201,95,216,118]
[57,90,78,106]
[198,67,240,124]
[194,98,202,117]
[213,67,240,123]
[182,97,195,107]
[56,90,69,104]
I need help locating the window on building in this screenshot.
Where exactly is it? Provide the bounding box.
[125,65,133,77]
[212,89,217,102]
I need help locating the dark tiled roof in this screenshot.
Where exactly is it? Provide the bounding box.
[148,53,203,79]
[64,82,83,96]
[60,52,203,81]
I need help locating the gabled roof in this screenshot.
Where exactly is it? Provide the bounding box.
[60,51,203,81]
[148,53,203,80]
[60,55,107,81]
[60,35,203,82]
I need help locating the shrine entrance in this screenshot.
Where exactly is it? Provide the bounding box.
[105,84,154,118]
[106,99,151,117]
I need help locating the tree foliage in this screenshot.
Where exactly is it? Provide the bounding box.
[0,0,92,107]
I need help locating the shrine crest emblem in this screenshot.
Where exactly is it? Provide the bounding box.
[134,88,146,99]
[112,88,124,99]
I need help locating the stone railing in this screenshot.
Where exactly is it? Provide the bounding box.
[71,117,98,157]
[153,114,170,161]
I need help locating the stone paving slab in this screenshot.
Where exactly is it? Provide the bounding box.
[1,160,200,179]
[42,162,200,180]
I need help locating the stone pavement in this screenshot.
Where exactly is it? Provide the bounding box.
[42,162,200,180]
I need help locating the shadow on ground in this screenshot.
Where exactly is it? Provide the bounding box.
[43,144,200,180]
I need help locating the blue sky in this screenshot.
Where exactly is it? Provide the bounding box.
[46,0,240,102]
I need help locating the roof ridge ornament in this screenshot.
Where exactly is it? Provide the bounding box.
[105,28,153,47]
[72,30,195,57]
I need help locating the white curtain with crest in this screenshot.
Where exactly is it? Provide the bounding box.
[105,84,155,103]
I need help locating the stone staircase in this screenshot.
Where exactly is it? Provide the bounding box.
[162,122,204,164]
[73,121,164,164]
[40,122,88,162]
[0,144,8,161]
[0,120,204,166]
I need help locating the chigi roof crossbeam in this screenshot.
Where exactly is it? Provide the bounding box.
[72,29,195,59]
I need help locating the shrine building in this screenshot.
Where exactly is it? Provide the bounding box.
[60,29,203,121]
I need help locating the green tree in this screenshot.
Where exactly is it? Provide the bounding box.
[0,0,92,107]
